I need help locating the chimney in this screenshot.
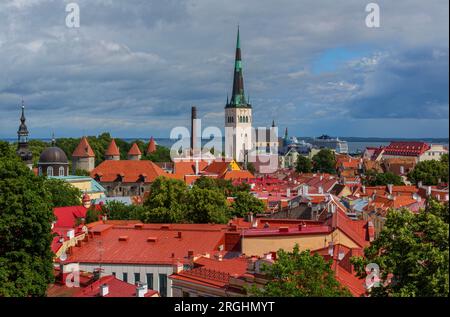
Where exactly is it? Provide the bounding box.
[67,229,75,240]
[426,186,432,196]
[187,250,194,259]
[176,231,182,239]
[248,212,254,224]
[328,242,334,257]
[136,285,147,298]
[191,106,199,155]
[286,188,291,198]
[173,261,184,273]
[387,184,393,195]
[362,185,366,194]
[215,253,223,261]
[195,160,199,175]
[100,284,109,297]
[418,181,423,188]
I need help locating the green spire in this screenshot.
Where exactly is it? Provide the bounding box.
[226,26,251,109]
[236,25,240,49]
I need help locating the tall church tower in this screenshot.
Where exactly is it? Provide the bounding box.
[225,27,253,162]
[16,101,33,169]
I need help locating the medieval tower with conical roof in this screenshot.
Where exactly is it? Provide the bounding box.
[225,27,253,162]
[16,101,33,169]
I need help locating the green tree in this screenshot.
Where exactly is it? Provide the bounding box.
[0,145,55,296]
[408,159,449,185]
[44,178,82,208]
[142,177,188,223]
[74,169,91,176]
[85,206,102,224]
[193,176,250,197]
[295,155,313,173]
[249,244,352,297]
[231,191,265,217]
[142,145,171,163]
[312,149,336,174]
[351,205,449,297]
[184,187,230,224]
[364,171,404,186]
[100,201,146,221]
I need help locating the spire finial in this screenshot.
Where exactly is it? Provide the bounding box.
[51,132,56,146]
[236,24,240,49]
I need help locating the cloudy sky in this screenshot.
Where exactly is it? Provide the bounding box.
[0,0,448,139]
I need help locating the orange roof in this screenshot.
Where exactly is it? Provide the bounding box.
[128,143,142,156]
[171,256,248,289]
[174,161,209,176]
[146,137,156,154]
[66,223,227,265]
[223,170,254,180]
[105,139,120,156]
[72,137,95,158]
[90,160,167,183]
[203,161,231,177]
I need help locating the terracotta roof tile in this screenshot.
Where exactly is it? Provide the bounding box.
[90,160,167,183]
[128,143,142,156]
[72,137,95,158]
[105,139,120,156]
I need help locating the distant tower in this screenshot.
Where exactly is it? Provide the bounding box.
[16,101,33,169]
[191,106,200,155]
[72,136,95,173]
[127,143,142,160]
[146,136,157,155]
[105,139,121,160]
[225,27,253,162]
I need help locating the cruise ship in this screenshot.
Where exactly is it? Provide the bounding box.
[309,135,349,154]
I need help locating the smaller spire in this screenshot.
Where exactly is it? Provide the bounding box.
[272,120,275,127]
[51,132,56,146]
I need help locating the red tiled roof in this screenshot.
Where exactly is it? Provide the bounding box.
[54,206,87,228]
[105,139,120,156]
[146,137,156,154]
[72,137,95,158]
[48,273,158,297]
[128,143,142,156]
[203,161,232,177]
[90,160,167,183]
[223,170,254,180]
[384,141,430,157]
[75,275,158,297]
[66,223,228,265]
[174,161,209,176]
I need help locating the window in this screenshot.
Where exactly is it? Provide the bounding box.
[47,166,53,176]
[123,272,128,283]
[146,273,154,289]
[59,166,65,176]
[134,273,140,283]
[159,274,167,297]
[112,272,116,277]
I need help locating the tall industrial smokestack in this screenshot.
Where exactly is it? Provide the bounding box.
[191,106,199,155]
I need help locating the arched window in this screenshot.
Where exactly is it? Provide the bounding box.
[47,166,53,177]
[59,166,65,176]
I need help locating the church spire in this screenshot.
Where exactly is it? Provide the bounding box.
[227,26,251,109]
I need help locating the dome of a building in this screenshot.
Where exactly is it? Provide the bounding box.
[39,147,69,164]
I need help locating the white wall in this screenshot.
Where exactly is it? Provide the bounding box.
[79,263,174,297]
